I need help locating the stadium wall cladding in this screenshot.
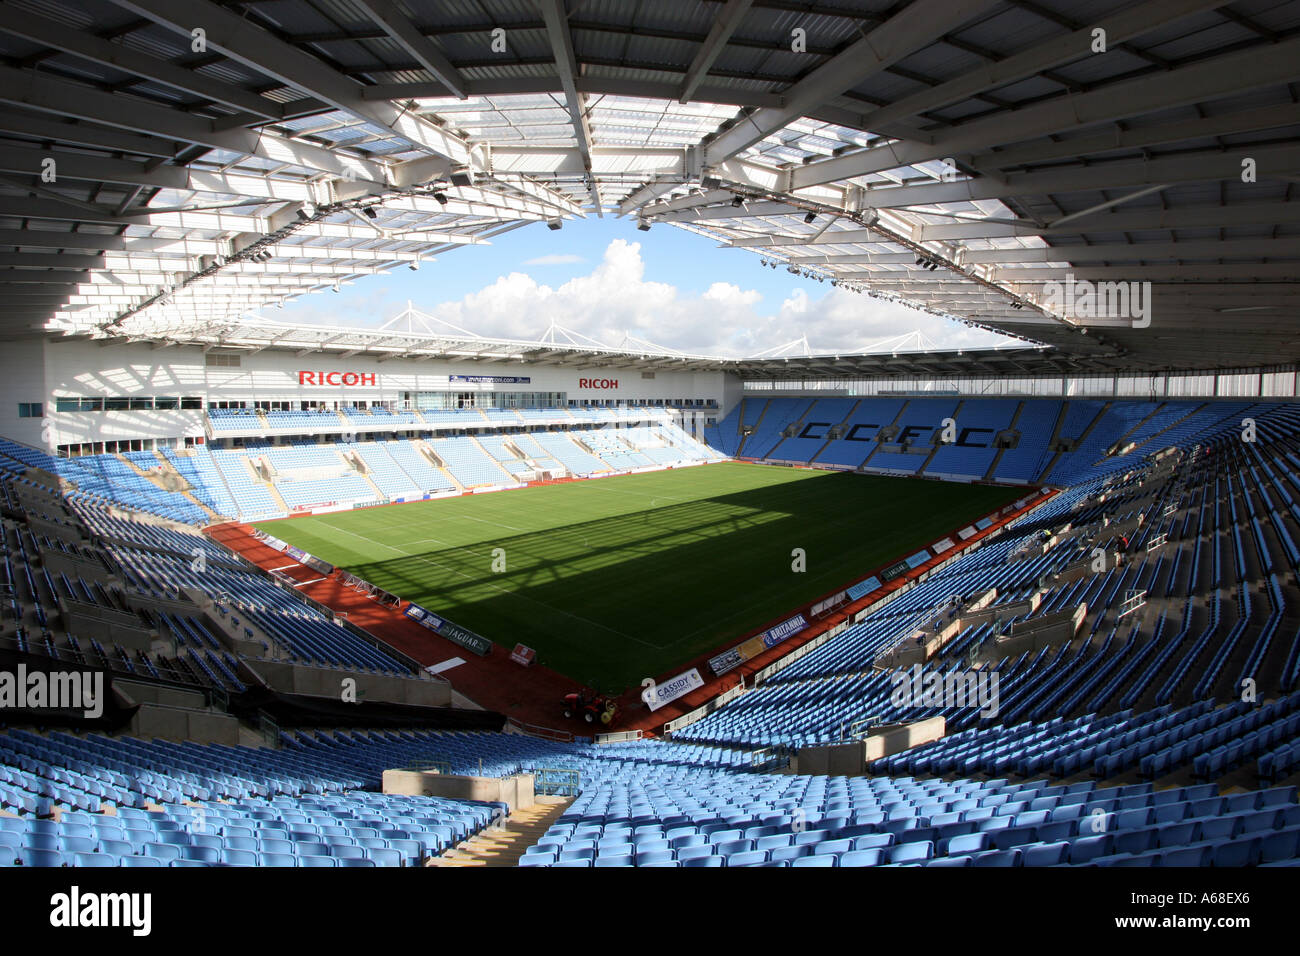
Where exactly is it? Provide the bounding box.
[0,338,733,451]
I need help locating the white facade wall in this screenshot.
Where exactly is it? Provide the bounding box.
[0,338,49,449]
[0,338,735,452]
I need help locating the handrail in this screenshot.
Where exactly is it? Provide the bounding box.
[841,715,882,741]
[532,767,580,797]
[401,759,451,774]
[256,708,280,748]
[506,718,574,742]
[593,729,643,744]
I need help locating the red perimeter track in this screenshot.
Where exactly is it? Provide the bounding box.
[207,486,1056,738]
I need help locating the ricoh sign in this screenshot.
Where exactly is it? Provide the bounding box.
[577,378,619,389]
[298,371,378,387]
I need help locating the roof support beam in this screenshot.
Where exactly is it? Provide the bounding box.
[353,0,467,99]
[0,6,288,120]
[916,202,1300,241]
[857,0,1228,135]
[0,252,105,270]
[487,175,585,218]
[0,229,141,252]
[0,143,315,200]
[849,142,1300,208]
[109,0,473,166]
[538,0,600,213]
[0,64,388,185]
[970,103,1300,172]
[994,263,1300,281]
[702,0,1000,166]
[792,34,1300,190]
[782,238,1300,265]
[679,0,753,104]
[724,227,881,247]
[0,108,181,159]
[618,179,696,217]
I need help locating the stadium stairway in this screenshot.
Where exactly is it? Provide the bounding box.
[736,399,770,458]
[115,452,160,482]
[809,399,863,465]
[1034,401,1109,483]
[420,441,468,493]
[261,476,290,514]
[915,399,965,476]
[116,452,225,523]
[859,400,912,470]
[982,401,1024,482]
[468,436,515,484]
[1113,404,1168,451]
[1025,400,1072,484]
[430,797,572,867]
[763,400,819,462]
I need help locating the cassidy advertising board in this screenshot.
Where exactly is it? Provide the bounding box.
[642,668,705,710]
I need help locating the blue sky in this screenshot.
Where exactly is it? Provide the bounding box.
[275,216,1017,357]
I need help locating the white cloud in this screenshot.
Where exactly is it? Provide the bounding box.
[523,253,586,266]
[281,239,1020,357]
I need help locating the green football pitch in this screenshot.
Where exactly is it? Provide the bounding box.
[255,462,1022,691]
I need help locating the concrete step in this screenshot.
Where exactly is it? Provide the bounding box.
[430,796,572,867]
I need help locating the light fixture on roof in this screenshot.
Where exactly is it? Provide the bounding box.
[637,220,651,231]
[296,201,317,221]
[731,195,744,207]
[431,191,449,205]
[362,207,379,220]
[409,256,421,271]
[547,219,563,231]
[787,265,799,274]
[449,168,474,188]
[803,212,817,224]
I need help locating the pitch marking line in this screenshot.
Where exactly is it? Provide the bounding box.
[318,519,652,647]
[453,514,528,533]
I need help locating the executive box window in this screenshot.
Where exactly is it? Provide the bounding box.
[54,395,201,412]
[205,352,242,367]
[17,402,42,418]
[410,390,565,410]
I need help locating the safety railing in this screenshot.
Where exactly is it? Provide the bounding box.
[532,767,580,797]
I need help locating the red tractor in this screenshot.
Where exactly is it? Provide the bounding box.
[562,688,619,726]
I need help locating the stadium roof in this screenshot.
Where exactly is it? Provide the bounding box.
[52,301,1095,379]
[1,0,1297,377]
